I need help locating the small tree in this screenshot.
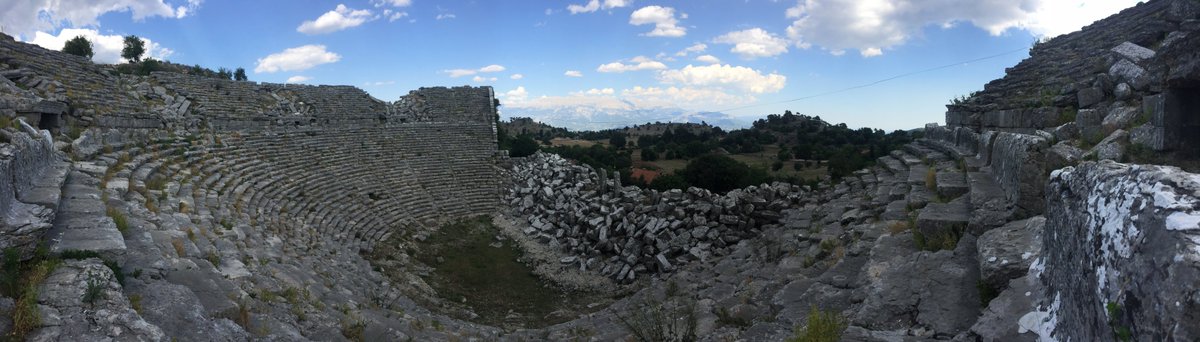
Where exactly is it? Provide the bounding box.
[216,67,233,80]
[640,148,659,161]
[233,67,247,81]
[609,134,628,149]
[62,36,94,59]
[121,35,145,63]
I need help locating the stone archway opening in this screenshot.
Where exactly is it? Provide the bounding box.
[1169,87,1200,158]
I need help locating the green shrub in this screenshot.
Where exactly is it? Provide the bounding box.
[83,274,107,305]
[789,306,847,342]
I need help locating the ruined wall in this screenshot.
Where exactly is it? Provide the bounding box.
[1043,162,1200,341]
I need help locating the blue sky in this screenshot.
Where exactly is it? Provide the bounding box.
[2,0,1141,131]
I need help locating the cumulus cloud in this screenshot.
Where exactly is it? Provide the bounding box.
[713,28,789,59]
[254,45,341,73]
[443,64,507,78]
[630,6,686,37]
[567,0,632,14]
[1,0,201,39]
[596,56,667,73]
[510,74,524,80]
[564,70,583,77]
[297,4,374,35]
[622,86,752,107]
[784,0,1138,57]
[28,28,173,64]
[500,86,528,104]
[363,80,395,86]
[471,75,498,82]
[583,88,616,95]
[695,55,721,64]
[675,43,707,56]
[658,64,786,94]
[286,75,312,84]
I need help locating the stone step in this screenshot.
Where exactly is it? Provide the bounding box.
[915,197,970,246]
[936,170,969,200]
[967,171,1009,235]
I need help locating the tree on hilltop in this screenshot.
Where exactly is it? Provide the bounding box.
[234,67,247,81]
[62,36,94,59]
[122,35,145,63]
[216,67,233,80]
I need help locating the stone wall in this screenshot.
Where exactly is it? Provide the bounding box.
[0,122,66,259]
[1043,161,1200,341]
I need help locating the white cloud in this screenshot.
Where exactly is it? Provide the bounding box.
[658,64,786,94]
[583,88,615,95]
[567,0,633,14]
[384,10,408,22]
[500,86,528,104]
[564,70,583,77]
[630,6,686,37]
[596,56,667,73]
[28,28,173,64]
[364,80,395,86]
[471,75,498,82]
[695,55,721,64]
[713,28,789,59]
[1,0,199,39]
[436,13,456,20]
[254,45,341,73]
[479,64,506,73]
[297,4,374,35]
[286,75,312,84]
[510,74,524,80]
[622,86,752,107]
[784,0,1139,57]
[675,43,707,56]
[444,64,507,78]
[445,69,476,78]
[372,0,412,7]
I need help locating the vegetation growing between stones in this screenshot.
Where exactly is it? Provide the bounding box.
[976,280,1000,306]
[788,306,847,342]
[614,297,697,342]
[3,245,59,340]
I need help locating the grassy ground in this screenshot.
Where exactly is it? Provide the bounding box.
[549,138,602,148]
[411,216,586,328]
[632,144,827,181]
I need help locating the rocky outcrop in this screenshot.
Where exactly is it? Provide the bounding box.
[1043,161,1200,341]
[0,121,67,260]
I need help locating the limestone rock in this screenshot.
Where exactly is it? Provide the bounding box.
[1044,162,1200,341]
[29,259,165,341]
[1087,129,1128,161]
[977,216,1044,290]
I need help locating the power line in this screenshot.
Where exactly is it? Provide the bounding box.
[513,47,1029,126]
[713,47,1029,113]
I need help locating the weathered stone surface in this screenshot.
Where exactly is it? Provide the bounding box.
[1111,41,1156,63]
[1044,162,1200,341]
[1077,87,1105,108]
[853,234,980,336]
[29,259,165,341]
[1087,129,1129,161]
[1045,142,1083,172]
[969,275,1042,342]
[990,133,1048,218]
[977,217,1044,290]
[1129,123,1166,150]
[1101,105,1140,132]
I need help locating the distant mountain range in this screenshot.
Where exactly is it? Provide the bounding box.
[501,105,752,131]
